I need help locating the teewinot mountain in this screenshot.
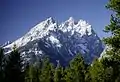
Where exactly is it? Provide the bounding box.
[3,17,104,65]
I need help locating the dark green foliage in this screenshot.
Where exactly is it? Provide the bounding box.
[89,58,117,82]
[0,48,4,69]
[0,48,5,82]
[54,61,65,82]
[89,59,105,82]
[40,57,54,82]
[23,54,89,82]
[103,0,120,49]
[64,67,74,82]
[25,64,41,82]
[4,47,24,82]
[102,0,120,81]
[64,54,86,82]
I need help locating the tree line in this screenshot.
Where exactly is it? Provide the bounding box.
[0,0,120,82]
[1,47,120,82]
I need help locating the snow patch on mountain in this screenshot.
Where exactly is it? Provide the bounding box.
[48,35,62,47]
[3,17,104,65]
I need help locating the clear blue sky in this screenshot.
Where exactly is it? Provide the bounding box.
[0,0,111,44]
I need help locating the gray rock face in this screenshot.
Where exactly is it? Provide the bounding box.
[3,17,104,65]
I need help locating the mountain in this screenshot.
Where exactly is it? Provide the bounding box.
[3,17,104,65]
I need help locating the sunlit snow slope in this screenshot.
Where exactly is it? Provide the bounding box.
[3,17,104,65]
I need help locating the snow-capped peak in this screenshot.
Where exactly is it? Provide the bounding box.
[59,17,92,36]
[67,17,75,22]
[3,17,104,65]
[45,17,56,24]
[4,17,57,49]
[4,17,93,49]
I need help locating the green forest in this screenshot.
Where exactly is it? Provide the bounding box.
[0,0,120,82]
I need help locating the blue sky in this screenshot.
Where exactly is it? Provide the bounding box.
[0,0,111,44]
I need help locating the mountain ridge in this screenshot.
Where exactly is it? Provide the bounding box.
[3,17,104,65]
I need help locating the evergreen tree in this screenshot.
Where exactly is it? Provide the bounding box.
[25,64,40,82]
[84,65,91,82]
[0,48,5,82]
[104,0,120,49]
[65,54,86,82]
[100,57,114,82]
[24,62,30,82]
[102,0,120,81]
[64,67,74,82]
[40,57,54,82]
[54,60,65,82]
[35,66,41,82]
[25,65,34,82]
[4,46,24,82]
[89,58,105,82]
[89,58,116,82]
[24,59,42,82]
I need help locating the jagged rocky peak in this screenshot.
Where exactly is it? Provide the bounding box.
[3,17,104,65]
[46,17,56,24]
[64,17,76,25]
[64,17,89,26]
[67,17,75,22]
[2,41,10,47]
[60,17,93,36]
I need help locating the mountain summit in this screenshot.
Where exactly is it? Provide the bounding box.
[3,17,104,65]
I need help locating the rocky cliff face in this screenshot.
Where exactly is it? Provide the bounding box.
[3,17,104,65]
